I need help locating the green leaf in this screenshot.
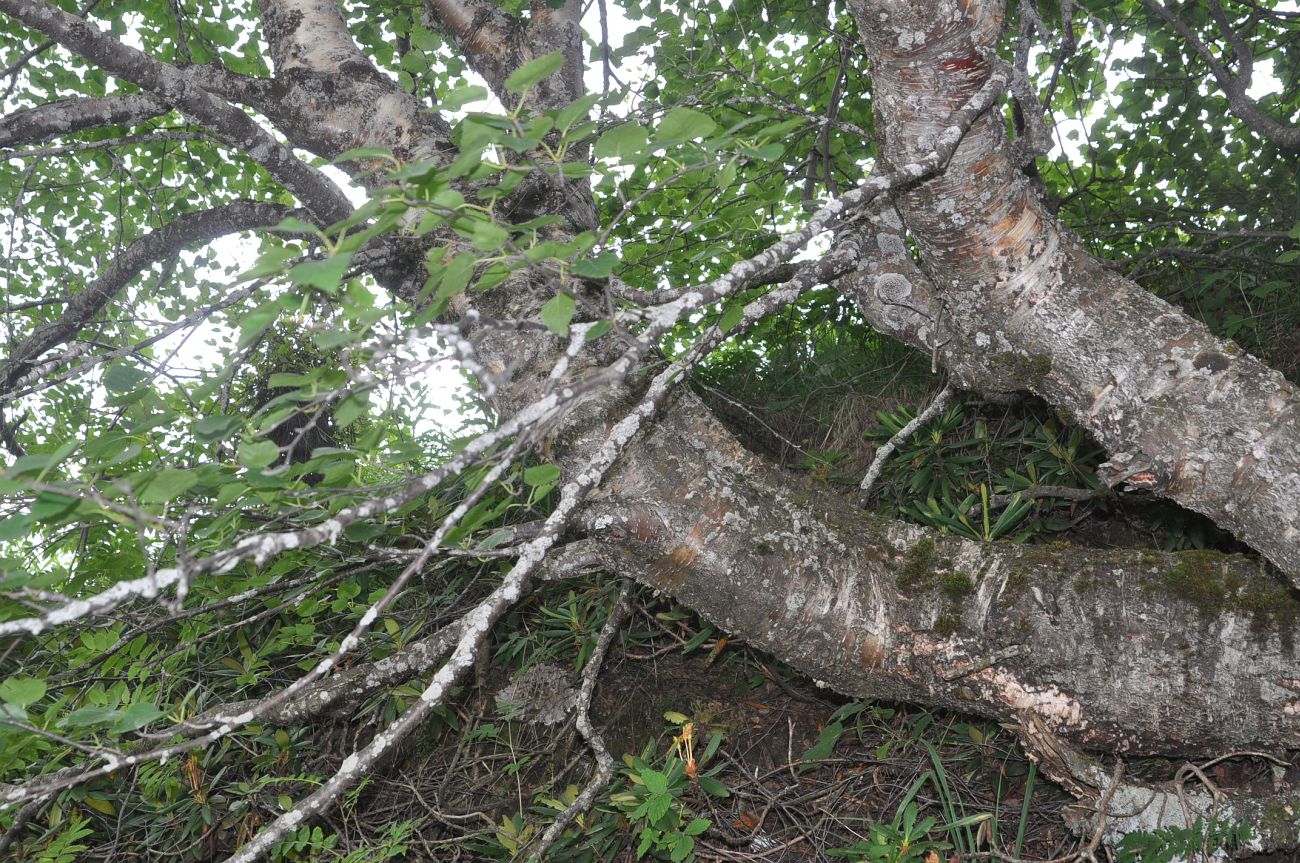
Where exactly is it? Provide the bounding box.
[504,51,565,94]
[716,159,737,190]
[0,514,34,542]
[344,522,384,542]
[409,23,440,50]
[540,292,576,335]
[684,818,710,836]
[573,251,618,278]
[441,83,488,111]
[523,464,561,486]
[700,730,723,764]
[266,216,322,236]
[332,146,394,164]
[63,706,121,728]
[0,677,45,707]
[238,302,282,347]
[594,123,649,161]
[645,793,672,825]
[474,262,513,292]
[798,721,843,772]
[84,794,116,815]
[436,251,477,300]
[140,469,199,504]
[112,701,164,733]
[240,245,298,281]
[656,107,717,144]
[472,220,510,251]
[192,414,243,442]
[585,320,611,342]
[335,394,369,429]
[238,440,281,470]
[31,491,80,522]
[104,363,149,394]
[4,453,59,476]
[718,302,744,333]
[556,93,600,131]
[289,253,353,293]
[640,769,668,796]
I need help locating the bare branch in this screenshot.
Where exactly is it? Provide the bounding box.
[529,578,632,861]
[183,618,468,728]
[858,383,954,503]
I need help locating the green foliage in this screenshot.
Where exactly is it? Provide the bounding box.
[0,0,1296,858]
[1114,817,1250,863]
[609,719,727,863]
[827,801,988,863]
[272,825,339,862]
[818,708,993,863]
[865,402,1103,543]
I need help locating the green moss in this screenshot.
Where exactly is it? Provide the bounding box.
[934,614,961,637]
[755,540,774,555]
[1235,580,1300,634]
[1160,549,1233,617]
[898,537,937,590]
[1149,550,1300,634]
[940,572,974,601]
[991,351,1053,388]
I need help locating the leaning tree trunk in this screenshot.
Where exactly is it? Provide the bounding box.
[410,0,1300,851]
[847,0,1300,580]
[7,0,1300,851]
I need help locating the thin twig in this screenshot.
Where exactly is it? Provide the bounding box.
[858,384,953,503]
[527,577,632,860]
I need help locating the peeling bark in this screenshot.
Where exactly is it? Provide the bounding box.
[847,0,1300,579]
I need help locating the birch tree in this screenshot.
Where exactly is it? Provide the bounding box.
[1,0,1299,858]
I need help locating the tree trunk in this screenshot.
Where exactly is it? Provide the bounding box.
[6,0,1300,851]
[848,0,1300,580]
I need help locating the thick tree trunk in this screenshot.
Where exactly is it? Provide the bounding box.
[225,0,1300,763]
[848,0,1300,580]
[578,391,1300,756]
[9,0,1300,849]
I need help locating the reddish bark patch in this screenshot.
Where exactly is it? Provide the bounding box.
[939,54,980,72]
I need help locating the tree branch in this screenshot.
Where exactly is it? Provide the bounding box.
[0,201,302,389]
[0,0,353,222]
[183,619,468,729]
[0,93,167,148]
[851,0,1300,578]
[1017,711,1299,854]
[1140,0,1300,152]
